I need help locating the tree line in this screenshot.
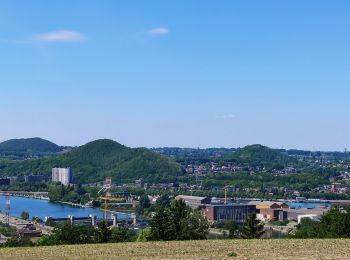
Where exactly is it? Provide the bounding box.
[293,207,350,238]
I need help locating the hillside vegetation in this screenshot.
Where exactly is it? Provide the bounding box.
[0,138,61,153]
[224,144,299,170]
[0,239,348,259]
[0,139,182,183]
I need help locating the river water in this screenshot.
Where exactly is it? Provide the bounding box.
[0,196,129,220]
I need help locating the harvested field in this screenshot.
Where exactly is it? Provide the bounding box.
[0,239,349,259]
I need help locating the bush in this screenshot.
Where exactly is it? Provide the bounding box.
[20,211,29,221]
[228,251,238,257]
[137,228,152,242]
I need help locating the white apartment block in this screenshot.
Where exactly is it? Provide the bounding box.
[52,167,73,186]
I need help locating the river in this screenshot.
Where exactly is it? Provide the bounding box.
[0,196,130,220]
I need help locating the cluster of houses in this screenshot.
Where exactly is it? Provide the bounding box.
[183,163,244,174]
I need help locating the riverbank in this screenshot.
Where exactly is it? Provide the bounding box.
[0,191,49,201]
[0,212,53,235]
[56,200,92,208]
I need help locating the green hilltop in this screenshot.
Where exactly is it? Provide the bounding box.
[224,144,298,170]
[0,137,61,153]
[0,139,182,183]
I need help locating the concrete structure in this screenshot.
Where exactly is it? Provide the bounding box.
[201,204,256,224]
[45,215,96,226]
[176,195,211,208]
[52,167,73,186]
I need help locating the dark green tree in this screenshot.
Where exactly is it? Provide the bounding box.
[20,211,29,220]
[149,207,175,241]
[42,222,94,245]
[170,199,188,239]
[155,194,171,208]
[149,199,209,241]
[4,237,33,247]
[111,224,136,242]
[224,220,239,239]
[182,210,209,240]
[293,218,320,238]
[240,214,265,239]
[139,195,151,209]
[96,221,112,243]
[32,216,43,223]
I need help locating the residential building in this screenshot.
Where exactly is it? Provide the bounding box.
[52,167,73,186]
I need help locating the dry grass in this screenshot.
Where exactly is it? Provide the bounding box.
[0,239,349,259]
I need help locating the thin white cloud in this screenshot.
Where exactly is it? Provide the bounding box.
[221,114,236,119]
[147,27,169,36]
[35,30,84,42]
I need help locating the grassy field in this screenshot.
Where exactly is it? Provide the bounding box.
[0,239,349,259]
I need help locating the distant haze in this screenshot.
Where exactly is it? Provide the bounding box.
[0,1,349,151]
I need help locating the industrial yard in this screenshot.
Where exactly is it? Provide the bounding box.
[0,239,349,259]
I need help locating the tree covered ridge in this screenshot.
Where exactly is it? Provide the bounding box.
[0,137,61,153]
[224,144,299,170]
[0,139,183,183]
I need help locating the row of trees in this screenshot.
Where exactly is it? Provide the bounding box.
[48,184,90,204]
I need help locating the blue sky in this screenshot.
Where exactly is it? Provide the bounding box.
[0,1,349,150]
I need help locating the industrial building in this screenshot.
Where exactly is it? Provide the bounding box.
[24,175,49,183]
[247,201,289,221]
[52,167,73,186]
[201,204,257,224]
[175,195,211,208]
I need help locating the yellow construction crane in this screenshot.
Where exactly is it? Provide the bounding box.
[98,177,112,219]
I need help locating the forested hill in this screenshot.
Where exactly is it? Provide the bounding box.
[152,147,236,164]
[0,139,182,184]
[0,138,61,153]
[224,144,299,170]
